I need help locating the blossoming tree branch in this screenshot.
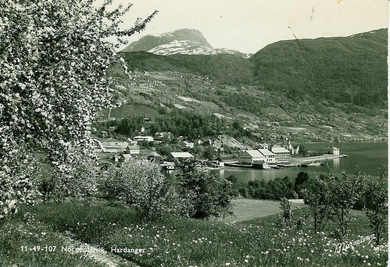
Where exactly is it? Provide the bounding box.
[0,0,157,219]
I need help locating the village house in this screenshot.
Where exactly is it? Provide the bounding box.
[257,143,270,150]
[258,148,276,164]
[239,150,265,167]
[183,141,194,149]
[161,161,175,172]
[127,145,140,156]
[100,140,128,153]
[155,131,173,141]
[170,152,194,164]
[133,135,154,143]
[271,146,291,163]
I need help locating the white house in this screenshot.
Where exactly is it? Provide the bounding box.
[133,136,154,142]
[258,149,276,164]
[128,145,140,156]
[239,150,265,167]
[271,146,291,163]
[100,141,128,153]
[155,132,173,141]
[170,152,194,163]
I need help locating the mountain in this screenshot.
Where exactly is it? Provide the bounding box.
[122,28,250,57]
[121,29,387,107]
[108,29,388,142]
[250,29,388,107]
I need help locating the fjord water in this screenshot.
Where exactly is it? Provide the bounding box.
[217,142,387,183]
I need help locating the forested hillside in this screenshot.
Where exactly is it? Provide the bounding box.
[251,29,387,107]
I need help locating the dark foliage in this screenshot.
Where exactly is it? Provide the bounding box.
[176,162,233,219]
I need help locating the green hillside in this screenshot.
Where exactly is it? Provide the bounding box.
[121,29,387,108]
[251,29,388,107]
[120,52,254,85]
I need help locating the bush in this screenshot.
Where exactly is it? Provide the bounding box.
[245,176,296,200]
[40,150,100,200]
[100,160,170,219]
[327,174,364,241]
[226,175,240,197]
[295,172,309,195]
[0,160,41,221]
[62,161,98,199]
[303,175,332,232]
[176,163,233,219]
[362,175,387,245]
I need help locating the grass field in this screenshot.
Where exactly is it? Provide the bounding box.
[217,198,281,224]
[0,199,387,266]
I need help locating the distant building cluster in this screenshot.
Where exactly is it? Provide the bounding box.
[93,118,342,171]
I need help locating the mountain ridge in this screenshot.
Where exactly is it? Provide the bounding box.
[123,28,251,57]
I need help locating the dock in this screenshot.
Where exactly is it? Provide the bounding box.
[280,154,347,167]
[223,161,262,169]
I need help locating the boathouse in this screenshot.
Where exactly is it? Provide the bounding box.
[239,150,265,167]
[271,146,291,163]
[258,149,276,164]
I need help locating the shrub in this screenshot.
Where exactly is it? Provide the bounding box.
[0,159,41,222]
[280,197,292,227]
[226,175,240,197]
[303,175,332,233]
[327,174,364,241]
[38,149,100,200]
[100,160,169,219]
[245,177,296,200]
[362,175,387,245]
[176,163,233,219]
[295,172,309,195]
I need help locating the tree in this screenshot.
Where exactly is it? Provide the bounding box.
[295,171,309,195]
[176,162,233,219]
[280,197,292,227]
[327,174,363,241]
[101,160,168,219]
[363,175,387,245]
[303,175,331,233]
[0,0,157,218]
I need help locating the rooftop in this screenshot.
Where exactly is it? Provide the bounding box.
[245,150,265,159]
[258,149,274,156]
[271,146,290,154]
[171,152,194,158]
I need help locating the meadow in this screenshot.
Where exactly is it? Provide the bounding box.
[0,198,387,267]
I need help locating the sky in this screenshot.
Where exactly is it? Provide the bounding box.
[100,0,388,53]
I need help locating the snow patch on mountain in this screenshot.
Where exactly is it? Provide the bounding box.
[123,28,252,58]
[148,40,252,57]
[148,40,216,55]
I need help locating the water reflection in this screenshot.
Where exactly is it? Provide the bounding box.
[333,158,340,168]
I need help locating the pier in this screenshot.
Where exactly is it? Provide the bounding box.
[279,154,347,167]
[222,154,347,169]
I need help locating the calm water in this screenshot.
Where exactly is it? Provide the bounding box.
[215,143,387,184]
